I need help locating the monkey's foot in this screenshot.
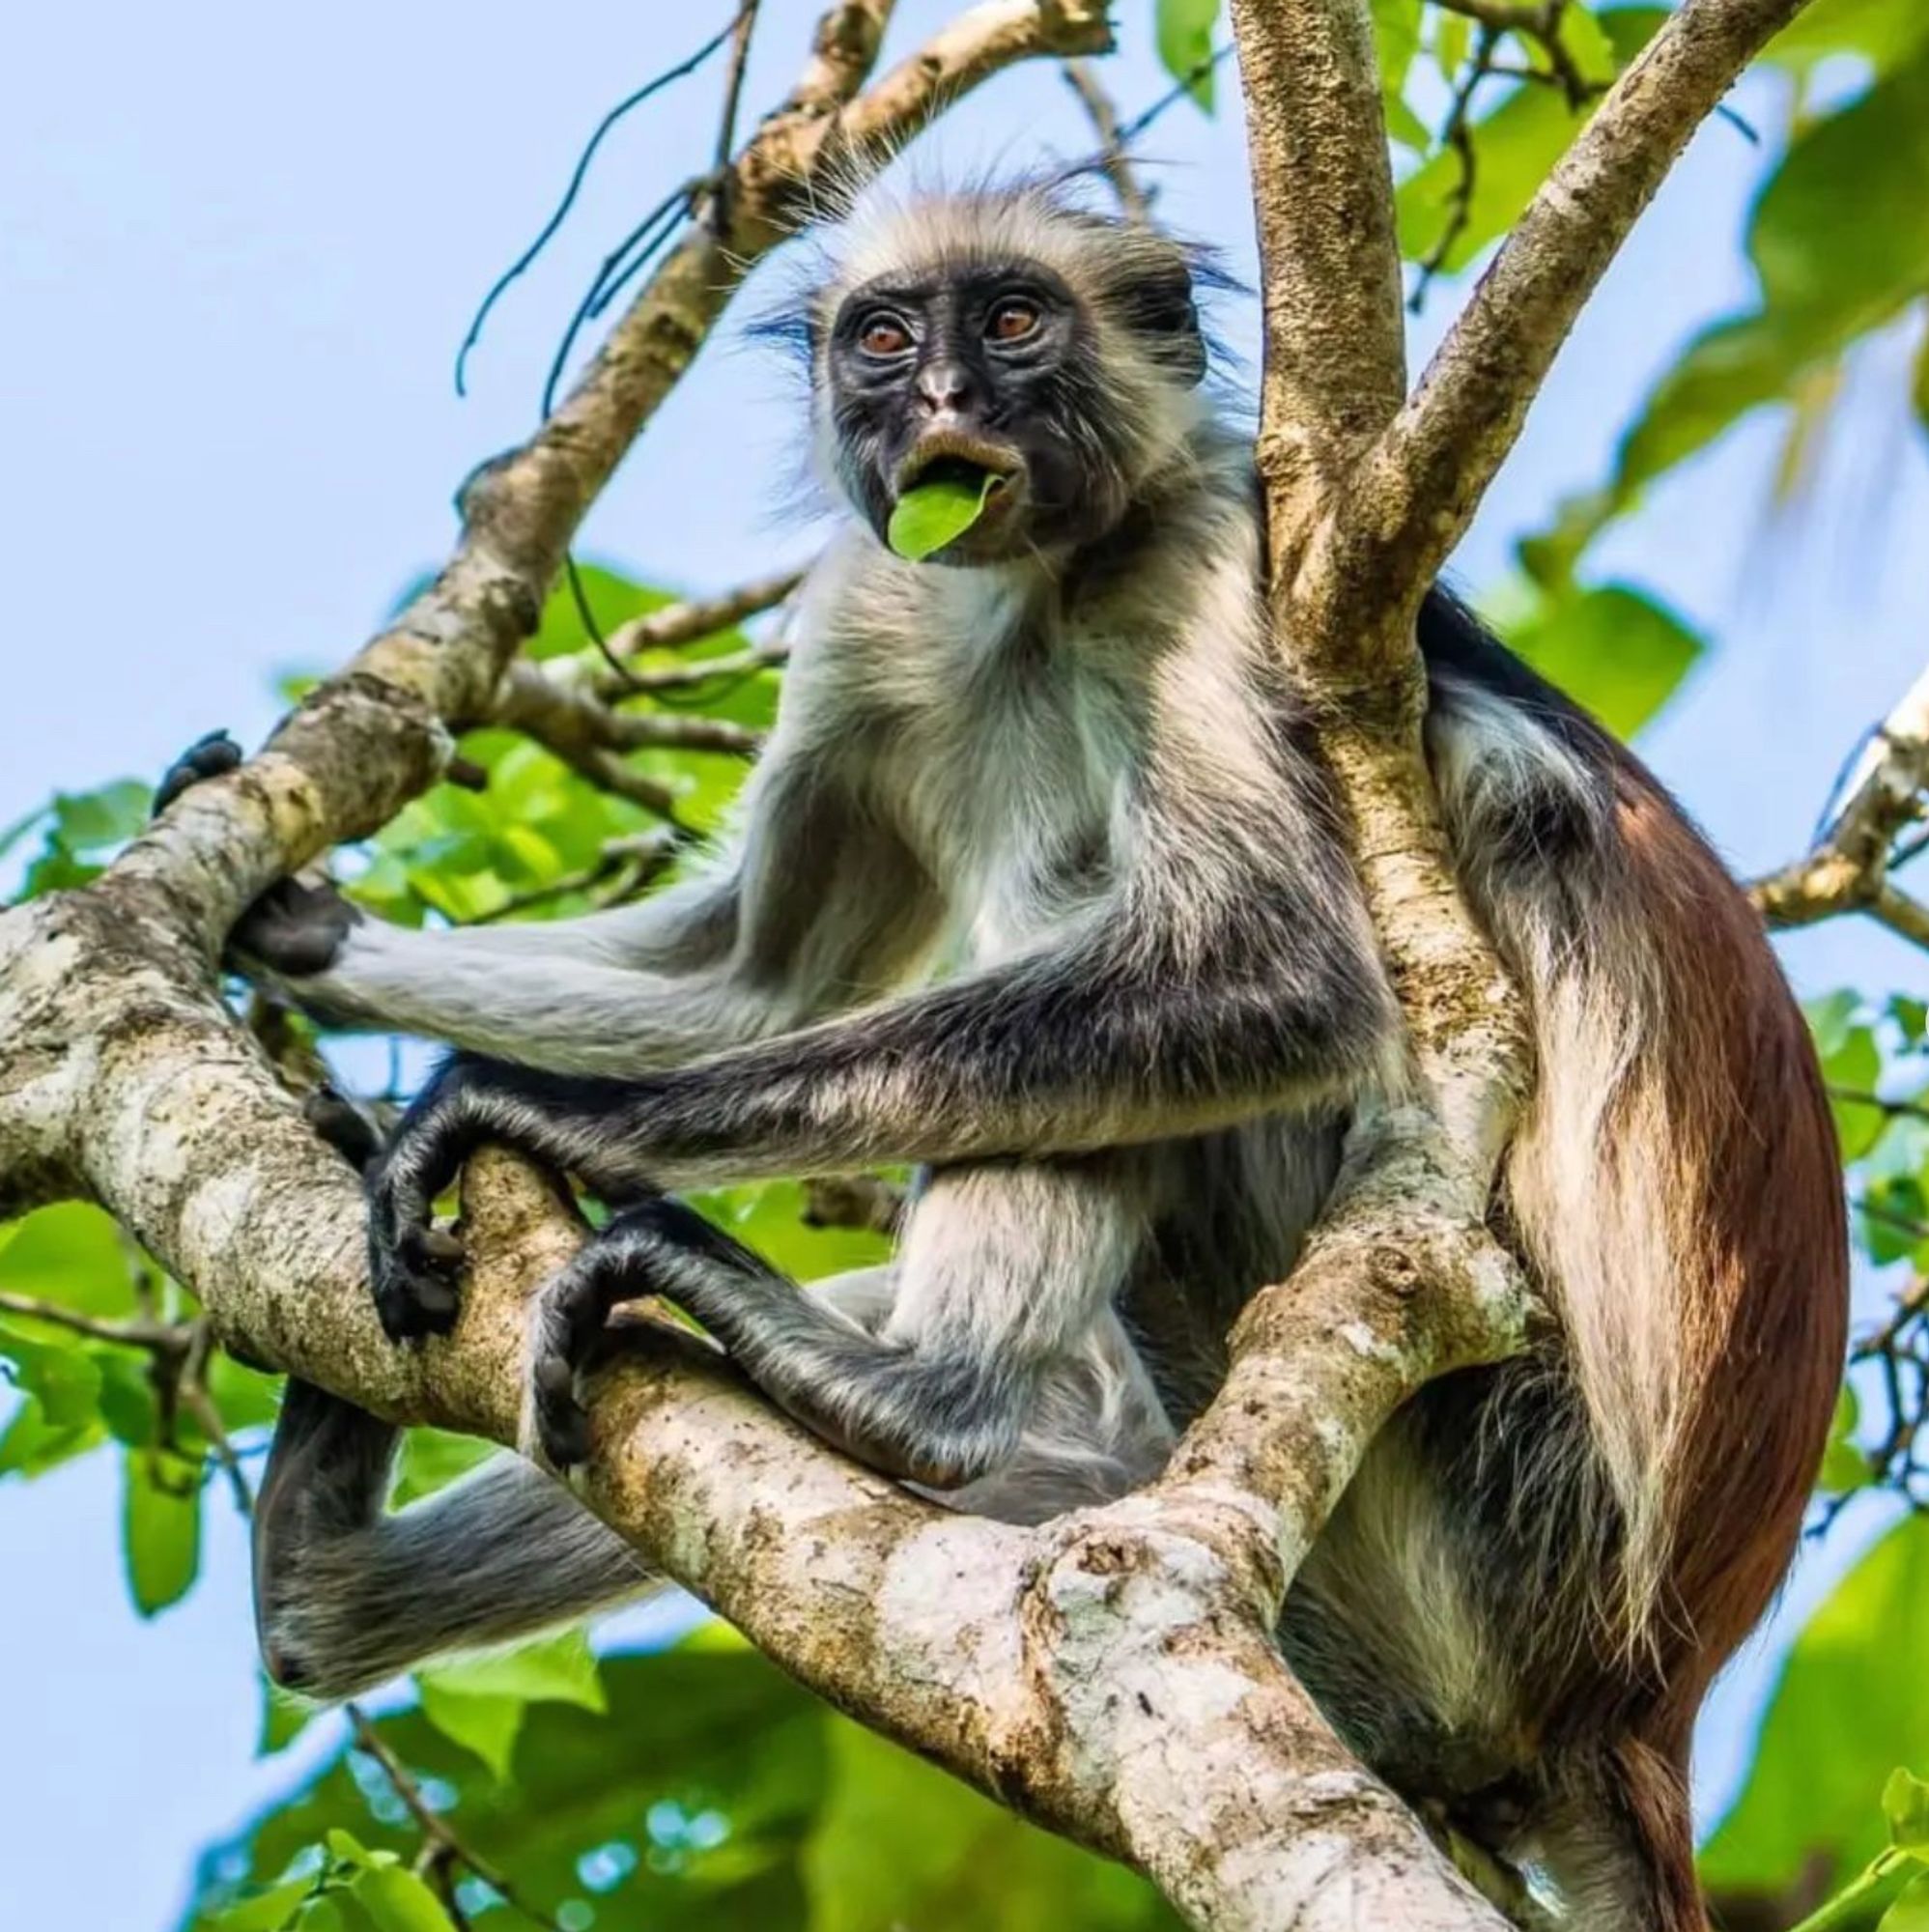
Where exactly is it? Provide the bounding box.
[365,1138,468,1342]
[519,1198,720,1468]
[367,1217,465,1343]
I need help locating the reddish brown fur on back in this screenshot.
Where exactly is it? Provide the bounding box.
[1588,774,1846,1926]
[1615,778,1846,1714]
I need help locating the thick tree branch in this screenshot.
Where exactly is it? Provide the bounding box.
[1229,0,1407,527]
[1360,0,1811,600]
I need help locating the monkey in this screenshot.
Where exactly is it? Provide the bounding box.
[192,180,1846,1931]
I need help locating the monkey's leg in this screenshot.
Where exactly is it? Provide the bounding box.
[253,1381,654,1699]
[525,1162,1149,1492]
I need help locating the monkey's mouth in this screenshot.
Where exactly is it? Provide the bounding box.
[894,432,1022,502]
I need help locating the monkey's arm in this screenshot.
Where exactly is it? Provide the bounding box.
[241,752,941,1075]
[364,848,1397,1330]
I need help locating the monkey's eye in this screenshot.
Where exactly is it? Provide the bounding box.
[986,298,1041,344]
[857,312,913,358]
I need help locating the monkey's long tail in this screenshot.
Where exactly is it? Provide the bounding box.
[253,1380,659,1702]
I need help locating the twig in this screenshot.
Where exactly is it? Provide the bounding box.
[0,1290,187,1354]
[542,179,705,424]
[466,830,684,925]
[586,568,804,696]
[1432,0,1593,105]
[454,9,752,395]
[1062,60,1151,221]
[179,1321,256,1516]
[709,0,763,234]
[1365,0,1814,618]
[489,661,757,813]
[1829,1089,1929,1125]
[1408,26,1503,312]
[618,639,792,695]
[347,1706,563,1932]
[1113,44,1235,148]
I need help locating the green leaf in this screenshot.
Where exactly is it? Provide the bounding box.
[0,1199,139,1316]
[413,1681,525,1783]
[1767,0,1929,74]
[184,1644,1177,1932]
[1808,989,1865,1061]
[0,1319,103,1427]
[1704,1517,1929,1893]
[93,1346,163,1446]
[1370,0,1426,150]
[14,779,154,896]
[1886,1874,1929,1932]
[259,1676,321,1758]
[1750,49,1929,319]
[420,1627,606,1710]
[526,561,678,662]
[1822,1025,1886,1159]
[0,1394,104,1479]
[1556,5,1619,87]
[1154,0,1220,109]
[1434,10,1470,78]
[886,472,1001,561]
[348,1868,455,1932]
[805,1713,1181,1932]
[122,1448,203,1617]
[1598,6,1671,68]
[1888,1769,1929,1854]
[1819,1385,1871,1493]
[1914,317,1929,433]
[390,1427,495,1507]
[1505,582,1705,739]
[417,1630,606,1779]
[212,1880,315,1932]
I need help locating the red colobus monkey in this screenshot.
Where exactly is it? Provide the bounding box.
[193,183,1846,1931]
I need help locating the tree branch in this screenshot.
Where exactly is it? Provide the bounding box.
[1361,0,1811,600]
[586,568,804,695]
[1228,0,1407,526]
[1063,59,1152,221]
[1751,658,1929,944]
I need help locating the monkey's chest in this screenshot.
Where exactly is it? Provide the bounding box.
[890,699,1125,969]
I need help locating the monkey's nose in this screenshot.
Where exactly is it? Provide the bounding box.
[914,358,976,416]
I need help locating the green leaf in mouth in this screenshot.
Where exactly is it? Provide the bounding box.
[887,469,1001,561]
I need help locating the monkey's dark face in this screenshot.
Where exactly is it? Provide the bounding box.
[826,260,1144,564]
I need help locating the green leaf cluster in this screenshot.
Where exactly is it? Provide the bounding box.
[188,1642,1179,1932]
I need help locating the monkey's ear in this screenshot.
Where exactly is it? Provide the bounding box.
[1117,266,1207,387]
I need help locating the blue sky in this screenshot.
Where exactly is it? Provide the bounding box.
[2,4,1925,1925]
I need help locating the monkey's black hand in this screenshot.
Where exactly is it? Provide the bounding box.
[364,1058,485,1343]
[152,729,243,818]
[233,877,360,981]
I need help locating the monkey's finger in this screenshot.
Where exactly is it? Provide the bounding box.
[153,729,243,818]
[530,1351,592,1468]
